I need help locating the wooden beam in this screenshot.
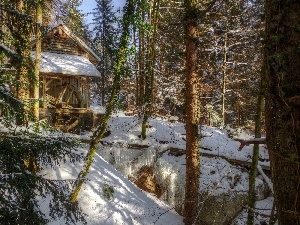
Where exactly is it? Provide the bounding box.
[86,76,90,108]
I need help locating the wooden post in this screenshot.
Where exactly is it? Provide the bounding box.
[86,77,90,108]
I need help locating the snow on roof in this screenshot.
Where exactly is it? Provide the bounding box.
[31,51,101,77]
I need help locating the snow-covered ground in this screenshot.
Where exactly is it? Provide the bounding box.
[232,197,276,225]
[90,113,274,225]
[40,147,183,225]
[99,113,269,168]
[2,112,275,224]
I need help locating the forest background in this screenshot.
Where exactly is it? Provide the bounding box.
[0,0,299,225]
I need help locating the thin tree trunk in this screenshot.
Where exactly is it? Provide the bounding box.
[101,22,105,106]
[138,8,145,107]
[69,0,135,203]
[247,66,264,225]
[141,0,160,139]
[236,101,240,127]
[133,29,139,107]
[184,1,200,224]
[221,19,228,129]
[265,0,300,224]
[269,202,278,225]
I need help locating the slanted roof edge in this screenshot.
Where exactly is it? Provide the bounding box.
[31,24,101,62]
[58,24,101,62]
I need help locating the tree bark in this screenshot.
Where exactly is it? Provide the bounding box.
[15,0,30,125]
[33,0,42,121]
[101,22,105,106]
[265,0,300,224]
[141,0,160,139]
[221,19,228,129]
[138,7,145,107]
[184,1,200,224]
[247,66,264,225]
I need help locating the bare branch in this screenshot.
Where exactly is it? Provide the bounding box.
[235,138,267,151]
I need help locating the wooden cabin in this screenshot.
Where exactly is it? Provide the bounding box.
[31,24,102,131]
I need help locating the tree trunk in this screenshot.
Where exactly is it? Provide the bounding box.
[221,19,228,129]
[184,1,200,224]
[69,0,135,203]
[265,0,300,224]
[15,0,30,125]
[32,0,42,121]
[101,22,106,106]
[247,66,264,225]
[133,30,139,107]
[141,0,160,139]
[138,8,145,107]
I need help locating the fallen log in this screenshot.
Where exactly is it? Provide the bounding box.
[168,147,270,170]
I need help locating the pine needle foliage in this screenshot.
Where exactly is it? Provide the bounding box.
[1,48,83,225]
[57,0,91,42]
[91,0,118,106]
[0,86,86,224]
[0,1,87,223]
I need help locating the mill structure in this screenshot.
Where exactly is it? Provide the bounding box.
[31,24,102,131]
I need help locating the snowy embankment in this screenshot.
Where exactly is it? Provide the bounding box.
[40,147,183,225]
[93,113,274,224]
[43,112,274,224]
[99,113,269,168]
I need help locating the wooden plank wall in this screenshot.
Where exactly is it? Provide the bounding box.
[41,75,88,109]
[31,26,89,58]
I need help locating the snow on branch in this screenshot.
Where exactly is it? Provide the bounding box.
[257,165,273,193]
[235,138,267,151]
[0,44,16,55]
[0,4,34,22]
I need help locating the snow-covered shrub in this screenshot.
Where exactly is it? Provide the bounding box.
[102,183,115,201]
[0,86,86,224]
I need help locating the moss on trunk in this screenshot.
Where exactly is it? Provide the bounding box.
[247,67,264,225]
[265,0,300,223]
[69,0,135,202]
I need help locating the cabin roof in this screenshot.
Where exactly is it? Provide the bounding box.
[31,24,101,63]
[31,51,101,77]
[56,24,101,62]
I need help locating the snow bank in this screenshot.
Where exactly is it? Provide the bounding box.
[102,114,269,168]
[155,152,264,213]
[41,147,183,225]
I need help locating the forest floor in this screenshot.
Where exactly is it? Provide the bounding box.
[40,111,275,224]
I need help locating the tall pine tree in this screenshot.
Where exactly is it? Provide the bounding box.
[58,0,91,42]
[92,0,117,106]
